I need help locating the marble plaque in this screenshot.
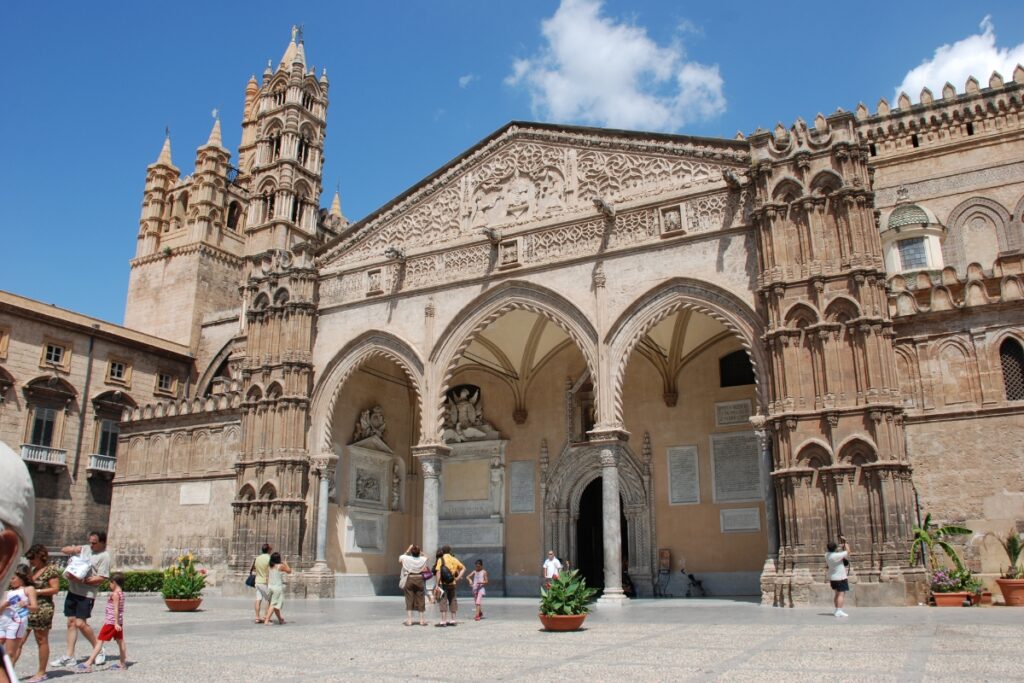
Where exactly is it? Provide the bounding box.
[345,511,385,554]
[715,399,752,427]
[444,460,490,501]
[509,460,535,513]
[666,445,700,505]
[710,431,762,502]
[179,481,211,505]
[355,467,382,503]
[720,507,761,532]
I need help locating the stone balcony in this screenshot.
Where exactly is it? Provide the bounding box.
[87,453,117,477]
[20,443,67,468]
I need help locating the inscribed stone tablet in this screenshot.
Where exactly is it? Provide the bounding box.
[715,399,752,427]
[720,507,761,532]
[711,432,762,502]
[667,446,700,505]
[179,481,211,505]
[509,460,535,513]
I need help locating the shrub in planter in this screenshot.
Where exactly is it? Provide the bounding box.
[58,570,164,594]
[539,569,598,630]
[161,553,206,601]
[985,529,1024,606]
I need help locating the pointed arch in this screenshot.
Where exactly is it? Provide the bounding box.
[835,436,878,465]
[309,330,425,454]
[430,281,598,443]
[809,170,843,195]
[771,177,804,203]
[783,302,820,327]
[794,439,834,468]
[607,278,766,427]
[823,296,860,322]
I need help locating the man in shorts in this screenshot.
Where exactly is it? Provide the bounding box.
[52,531,110,667]
[434,545,465,626]
[825,535,851,618]
[252,543,272,623]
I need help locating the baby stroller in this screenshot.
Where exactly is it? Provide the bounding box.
[680,566,708,597]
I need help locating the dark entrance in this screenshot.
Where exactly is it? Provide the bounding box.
[575,477,627,591]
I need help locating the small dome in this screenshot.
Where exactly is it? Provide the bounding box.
[887,204,930,229]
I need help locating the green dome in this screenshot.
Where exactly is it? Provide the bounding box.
[887,204,929,229]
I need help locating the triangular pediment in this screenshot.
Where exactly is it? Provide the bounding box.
[319,122,747,269]
[348,434,392,453]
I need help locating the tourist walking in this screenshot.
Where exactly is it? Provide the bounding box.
[263,553,291,625]
[23,544,60,682]
[542,550,562,587]
[75,572,127,672]
[1,566,37,667]
[433,545,465,626]
[51,531,110,668]
[826,535,851,618]
[250,544,272,624]
[466,560,488,621]
[398,545,429,626]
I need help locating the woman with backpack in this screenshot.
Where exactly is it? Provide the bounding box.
[433,545,464,627]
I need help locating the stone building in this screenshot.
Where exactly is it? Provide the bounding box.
[12,30,1024,605]
[0,291,192,547]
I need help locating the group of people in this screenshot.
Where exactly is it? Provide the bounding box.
[248,544,292,625]
[1,445,127,683]
[397,545,488,627]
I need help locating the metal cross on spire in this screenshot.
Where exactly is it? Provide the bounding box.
[211,108,219,120]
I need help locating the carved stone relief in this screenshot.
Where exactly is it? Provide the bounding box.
[442,384,500,443]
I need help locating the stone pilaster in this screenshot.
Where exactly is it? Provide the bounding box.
[588,427,629,606]
[413,443,450,556]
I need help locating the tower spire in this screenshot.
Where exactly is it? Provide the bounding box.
[155,133,174,167]
[205,111,224,148]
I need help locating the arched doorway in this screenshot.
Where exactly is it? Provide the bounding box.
[575,477,628,592]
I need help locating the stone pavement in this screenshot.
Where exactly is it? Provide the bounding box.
[13,595,1023,682]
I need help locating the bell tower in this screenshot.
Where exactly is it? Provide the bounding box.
[231,28,329,576]
[749,112,923,606]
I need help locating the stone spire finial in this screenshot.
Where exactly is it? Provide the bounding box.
[329,190,344,219]
[320,67,328,84]
[205,114,223,148]
[155,134,173,166]
[280,26,298,67]
[293,41,306,68]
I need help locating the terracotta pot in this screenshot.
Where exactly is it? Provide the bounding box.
[539,613,587,631]
[995,578,1024,606]
[164,598,202,612]
[981,591,993,605]
[932,592,971,607]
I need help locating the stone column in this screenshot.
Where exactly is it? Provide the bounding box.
[750,415,779,555]
[414,443,449,556]
[589,428,629,606]
[311,453,338,569]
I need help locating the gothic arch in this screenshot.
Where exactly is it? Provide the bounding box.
[542,441,653,587]
[607,278,767,427]
[783,302,820,326]
[771,177,805,202]
[935,338,977,406]
[794,439,834,468]
[943,197,1012,273]
[238,482,256,501]
[810,170,843,195]
[309,330,425,454]
[430,281,598,443]
[824,296,860,321]
[196,340,235,398]
[835,436,878,465]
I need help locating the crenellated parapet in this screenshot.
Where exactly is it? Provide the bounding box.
[855,66,1024,161]
[122,381,243,423]
[887,253,1024,317]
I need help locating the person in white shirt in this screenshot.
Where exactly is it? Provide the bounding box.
[542,550,562,586]
[825,535,851,618]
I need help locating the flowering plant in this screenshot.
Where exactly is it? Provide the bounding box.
[161,552,206,600]
[930,568,976,594]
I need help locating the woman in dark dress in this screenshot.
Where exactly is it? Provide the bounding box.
[24,544,61,683]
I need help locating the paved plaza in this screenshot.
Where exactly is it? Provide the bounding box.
[11,594,1023,682]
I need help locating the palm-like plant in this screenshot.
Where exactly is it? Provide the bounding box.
[909,513,973,571]
[984,529,1024,579]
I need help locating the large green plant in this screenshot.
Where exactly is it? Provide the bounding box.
[909,513,972,571]
[160,553,206,600]
[984,529,1024,579]
[540,569,598,616]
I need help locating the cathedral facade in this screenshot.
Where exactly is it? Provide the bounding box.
[76,33,1024,605]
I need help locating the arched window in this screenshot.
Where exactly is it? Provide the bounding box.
[226,201,242,230]
[273,88,285,107]
[264,192,275,221]
[1001,338,1024,401]
[719,350,755,387]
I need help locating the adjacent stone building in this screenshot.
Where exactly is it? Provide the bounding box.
[8,30,1023,605]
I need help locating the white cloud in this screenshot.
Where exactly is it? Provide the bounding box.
[505,0,725,131]
[896,16,1024,100]
[458,74,478,89]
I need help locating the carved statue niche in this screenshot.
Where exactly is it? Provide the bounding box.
[353,405,387,443]
[442,384,500,443]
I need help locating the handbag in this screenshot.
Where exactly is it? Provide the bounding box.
[421,569,433,581]
[245,573,256,588]
[64,555,92,582]
[398,569,408,590]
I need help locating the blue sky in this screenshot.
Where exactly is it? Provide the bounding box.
[2,1,1023,324]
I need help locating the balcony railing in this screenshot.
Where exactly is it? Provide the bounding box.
[20,444,67,467]
[87,453,117,475]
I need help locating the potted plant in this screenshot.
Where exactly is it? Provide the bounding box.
[984,529,1024,606]
[539,569,597,631]
[161,552,206,611]
[930,569,972,607]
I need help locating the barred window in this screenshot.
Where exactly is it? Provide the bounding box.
[897,237,929,271]
[1001,339,1024,401]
